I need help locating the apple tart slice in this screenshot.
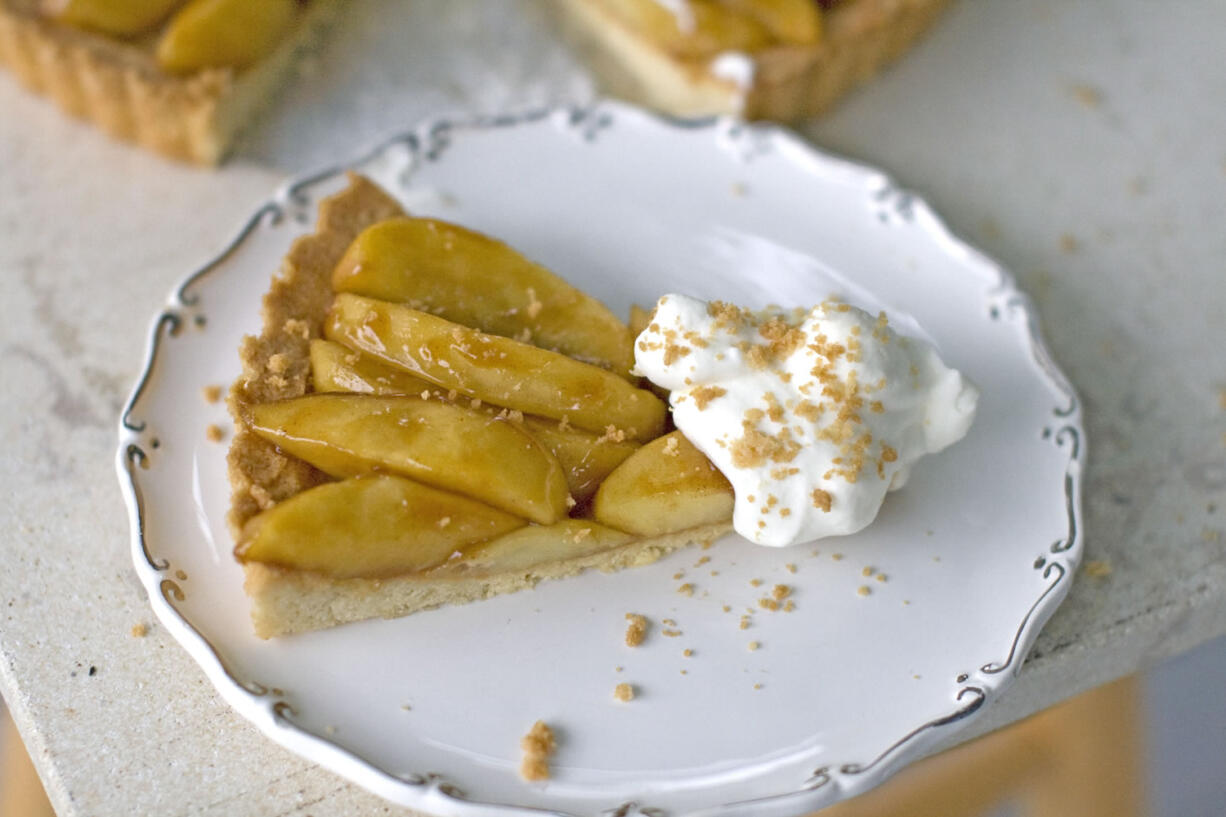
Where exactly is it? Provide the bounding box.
[228,174,733,637]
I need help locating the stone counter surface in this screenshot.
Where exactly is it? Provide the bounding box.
[1,1,1223,815]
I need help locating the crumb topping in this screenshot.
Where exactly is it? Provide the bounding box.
[624,613,648,647]
[520,721,556,781]
[613,683,636,702]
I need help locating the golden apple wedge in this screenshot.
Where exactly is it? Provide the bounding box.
[333,218,636,377]
[520,420,640,503]
[309,339,640,501]
[434,520,633,576]
[156,0,297,73]
[309,339,436,396]
[326,294,667,439]
[46,0,183,35]
[246,394,569,524]
[594,431,734,536]
[236,475,524,579]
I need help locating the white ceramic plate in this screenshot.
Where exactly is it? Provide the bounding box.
[117,102,1084,817]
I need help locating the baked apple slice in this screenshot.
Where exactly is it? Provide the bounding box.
[332,217,636,378]
[309,339,639,501]
[326,293,667,439]
[435,520,634,576]
[246,394,570,524]
[594,431,734,536]
[236,474,524,579]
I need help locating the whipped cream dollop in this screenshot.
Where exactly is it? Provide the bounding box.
[634,294,979,547]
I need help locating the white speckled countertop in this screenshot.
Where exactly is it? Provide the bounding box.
[1,1,1223,814]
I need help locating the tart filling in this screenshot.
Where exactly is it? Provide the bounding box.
[227,175,732,637]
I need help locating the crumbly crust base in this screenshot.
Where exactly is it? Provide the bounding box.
[229,175,732,638]
[556,0,953,121]
[0,0,340,163]
[245,522,731,638]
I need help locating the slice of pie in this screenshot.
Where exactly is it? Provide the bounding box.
[228,174,733,637]
[0,0,340,163]
[556,0,953,120]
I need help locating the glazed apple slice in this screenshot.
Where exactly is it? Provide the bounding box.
[246,394,570,524]
[309,339,436,396]
[333,217,636,378]
[435,520,634,576]
[309,339,640,501]
[520,420,639,503]
[326,293,667,439]
[156,0,299,73]
[47,0,184,35]
[236,475,524,579]
[594,431,734,536]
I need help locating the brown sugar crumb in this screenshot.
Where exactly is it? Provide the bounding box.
[1059,233,1080,254]
[739,615,751,630]
[1070,83,1102,108]
[857,585,872,597]
[754,683,763,690]
[672,572,685,580]
[693,555,711,568]
[683,648,694,657]
[624,613,649,646]
[749,578,763,587]
[524,288,543,320]
[205,424,225,443]
[519,721,556,781]
[130,623,148,638]
[730,423,801,469]
[661,628,683,638]
[811,489,833,512]
[599,425,627,443]
[861,566,875,578]
[722,604,732,613]
[772,584,791,601]
[613,683,636,702]
[785,563,797,574]
[1085,560,1112,578]
[747,641,761,652]
[831,552,844,561]
[663,341,692,366]
[267,353,290,375]
[691,385,728,411]
[662,618,677,626]
[201,384,223,404]
[281,318,310,340]
[783,600,796,612]
[875,573,888,583]
[758,598,779,611]
[881,446,898,463]
[677,583,695,597]
[663,436,681,457]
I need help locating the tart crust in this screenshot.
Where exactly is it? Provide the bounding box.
[0,0,340,163]
[556,0,953,121]
[228,174,730,638]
